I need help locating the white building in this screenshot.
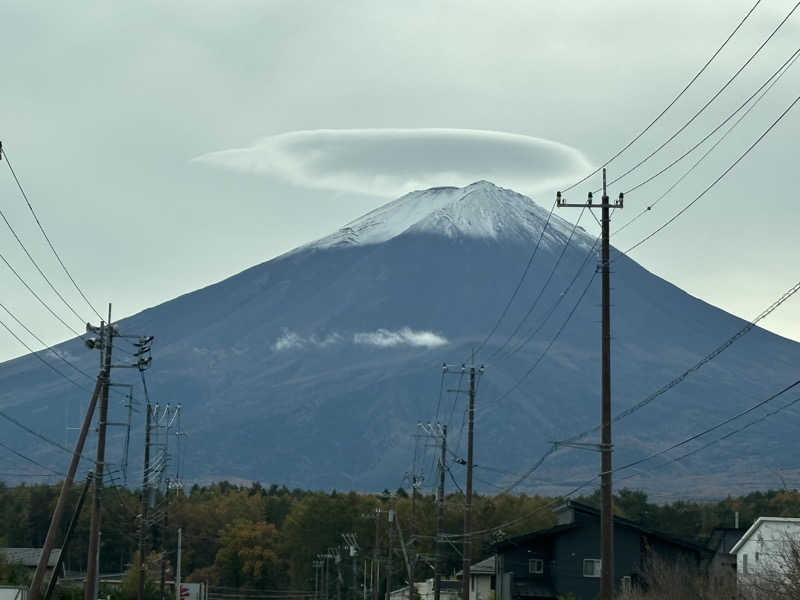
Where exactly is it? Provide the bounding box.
[389,577,459,600]
[730,517,800,584]
[455,556,495,600]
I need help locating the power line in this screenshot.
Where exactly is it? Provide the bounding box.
[625,91,800,254]
[597,0,799,192]
[0,247,83,337]
[488,207,587,359]
[490,275,800,492]
[2,144,104,321]
[612,378,800,475]
[471,199,558,358]
[0,439,65,476]
[493,268,598,406]
[561,0,764,193]
[622,46,800,198]
[443,381,800,542]
[0,298,97,382]
[0,313,86,390]
[503,234,600,358]
[0,189,88,325]
[613,47,799,236]
[0,403,104,465]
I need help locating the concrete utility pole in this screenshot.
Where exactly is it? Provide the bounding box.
[342,534,359,600]
[443,362,483,600]
[138,401,152,600]
[372,508,381,600]
[315,560,323,600]
[556,169,623,600]
[85,306,115,600]
[175,528,182,600]
[30,376,102,600]
[463,367,475,600]
[385,510,394,600]
[334,548,342,600]
[433,425,447,600]
[417,422,447,600]
[44,473,94,600]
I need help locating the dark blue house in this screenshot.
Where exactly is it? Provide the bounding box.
[494,501,711,600]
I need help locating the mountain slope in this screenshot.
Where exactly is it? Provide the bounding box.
[1,181,798,498]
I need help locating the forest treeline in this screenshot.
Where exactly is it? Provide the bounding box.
[3,480,800,597]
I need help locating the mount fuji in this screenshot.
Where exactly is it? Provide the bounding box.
[2,181,799,498]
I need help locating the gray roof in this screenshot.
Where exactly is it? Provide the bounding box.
[1,548,62,568]
[457,555,495,577]
[470,555,495,574]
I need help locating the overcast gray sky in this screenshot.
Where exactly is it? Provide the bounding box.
[0,0,798,361]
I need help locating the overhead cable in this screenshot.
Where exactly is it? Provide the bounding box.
[2,145,104,321]
[625,91,800,254]
[600,0,800,192]
[561,0,765,193]
[614,48,799,236]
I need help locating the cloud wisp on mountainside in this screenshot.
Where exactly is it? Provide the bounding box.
[193,128,592,198]
[271,327,448,352]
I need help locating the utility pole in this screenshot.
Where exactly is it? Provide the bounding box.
[443,362,483,600]
[313,560,321,600]
[463,367,475,600]
[417,422,447,600]
[138,401,152,600]
[342,534,359,600]
[86,306,115,600]
[372,508,381,600]
[556,169,623,600]
[30,375,102,600]
[434,425,447,600]
[385,510,394,600]
[333,548,342,600]
[44,473,94,600]
[175,528,182,600]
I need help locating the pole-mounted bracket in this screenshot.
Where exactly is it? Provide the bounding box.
[556,190,624,209]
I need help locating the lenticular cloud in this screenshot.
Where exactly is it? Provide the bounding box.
[193,128,591,197]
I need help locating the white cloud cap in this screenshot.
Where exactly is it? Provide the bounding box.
[194,128,592,198]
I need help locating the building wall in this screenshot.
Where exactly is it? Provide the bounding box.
[499,522,703,600]
[736,520,800,583]
[550,523,645,600]
[469,574,492,600]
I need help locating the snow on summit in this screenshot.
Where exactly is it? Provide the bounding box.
[307,181,592,252]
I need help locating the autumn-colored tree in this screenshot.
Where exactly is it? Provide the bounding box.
[215,520,283,588]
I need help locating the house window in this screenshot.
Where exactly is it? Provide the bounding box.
[583,559,601,578]
[528,559,544,574]
[742,554,748,575]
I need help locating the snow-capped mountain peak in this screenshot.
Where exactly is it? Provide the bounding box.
[307,180,590,251]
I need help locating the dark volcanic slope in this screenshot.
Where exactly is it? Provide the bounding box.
[2,181,798,498]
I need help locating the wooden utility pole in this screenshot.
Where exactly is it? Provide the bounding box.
[433,424,447,600]
[85,306,114,600]
[556,170,623,600]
